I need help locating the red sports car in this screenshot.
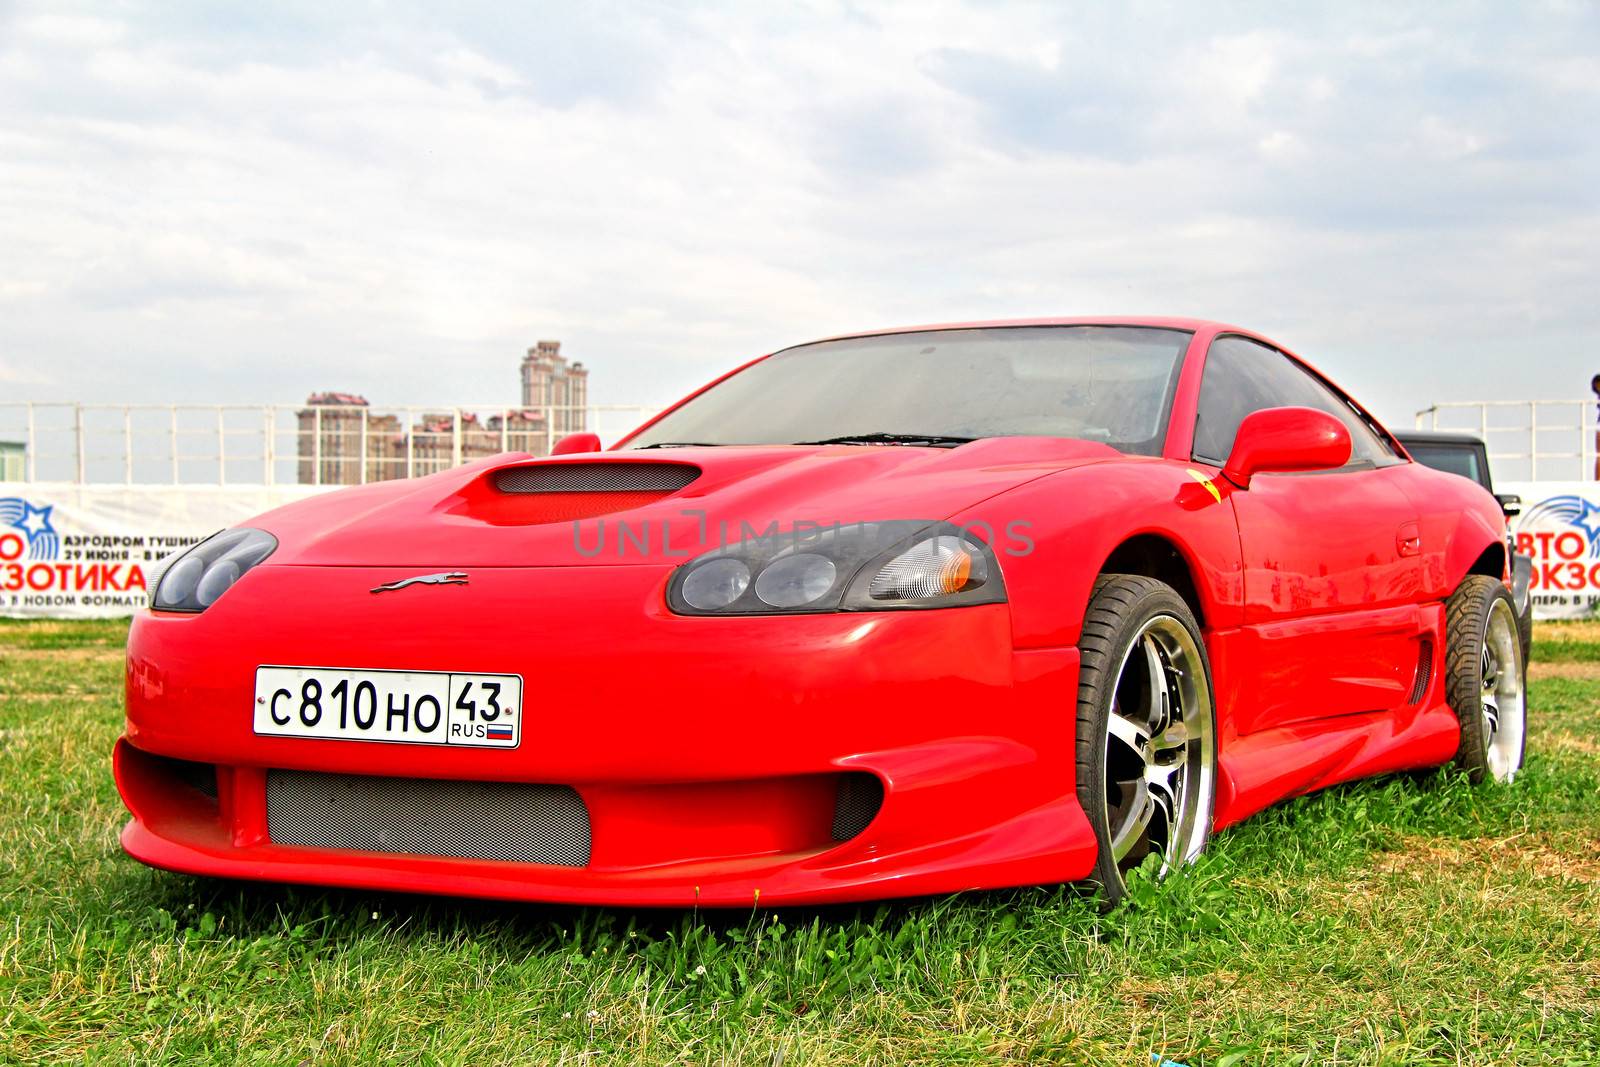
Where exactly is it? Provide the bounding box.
[116,318,1526,906]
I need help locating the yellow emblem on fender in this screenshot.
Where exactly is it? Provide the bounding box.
[1186,469,1223,503]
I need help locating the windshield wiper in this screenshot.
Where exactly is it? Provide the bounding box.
[633,442,728,449]
[794,432,977,448]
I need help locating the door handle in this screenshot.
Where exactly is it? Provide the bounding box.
[1397,521,1422,558]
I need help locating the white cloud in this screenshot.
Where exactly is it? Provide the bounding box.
[0,0,1595,430]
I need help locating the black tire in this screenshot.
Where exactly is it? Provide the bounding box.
[1445,575,1527,784]
[1075,574,1216,904]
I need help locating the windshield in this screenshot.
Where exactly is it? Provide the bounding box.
[625,326,1191,455]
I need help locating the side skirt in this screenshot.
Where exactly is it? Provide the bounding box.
[1212,700,1460,831]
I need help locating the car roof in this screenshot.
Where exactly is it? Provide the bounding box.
[1392,430,1487,447]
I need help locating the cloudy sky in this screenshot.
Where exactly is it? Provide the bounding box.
[1,1,1596,430]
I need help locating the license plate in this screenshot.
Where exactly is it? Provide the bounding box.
[253,666,523,749]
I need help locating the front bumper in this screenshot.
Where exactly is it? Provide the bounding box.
[118,564,1094,905]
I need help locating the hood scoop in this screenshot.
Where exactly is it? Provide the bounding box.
[463,461,701,525]
[493,462,699,494]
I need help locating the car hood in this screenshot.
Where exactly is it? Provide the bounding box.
[257,438,1128,568]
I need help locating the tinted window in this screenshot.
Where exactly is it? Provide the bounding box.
[1404,442,1487,489]
[627,326,1190,456]
[1192,336,1394,467]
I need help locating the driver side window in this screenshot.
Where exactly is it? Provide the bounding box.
[1192,337,1393,468]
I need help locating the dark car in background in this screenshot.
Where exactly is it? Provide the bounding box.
[1395,430,1533,662]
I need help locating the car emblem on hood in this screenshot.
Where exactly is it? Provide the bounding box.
[370,571,469,593]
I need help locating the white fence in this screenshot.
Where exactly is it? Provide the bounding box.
[6,397,1592,487]
[1414,399,1599,483]
[0,402,660,487]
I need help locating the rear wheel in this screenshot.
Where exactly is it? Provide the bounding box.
[1075,575,1216,903]
[1446,575,1527,783]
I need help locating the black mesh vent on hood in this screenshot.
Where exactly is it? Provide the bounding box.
[494,463,699,494]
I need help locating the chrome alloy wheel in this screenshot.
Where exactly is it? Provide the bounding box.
[1101,614,1215,877]
[1481,597,1526,783]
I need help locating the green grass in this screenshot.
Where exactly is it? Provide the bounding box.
[1,621,1596,1064]
[1533,620,1600,663]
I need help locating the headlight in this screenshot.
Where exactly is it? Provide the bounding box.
[869,534,988,600]
[667,521,1005,616]
[755,553,837,608]
[679,557,752,611]
[152,527,277,612]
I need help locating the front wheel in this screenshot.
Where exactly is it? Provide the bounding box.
[1446,575,1527,783]
[1075,575,1217,903]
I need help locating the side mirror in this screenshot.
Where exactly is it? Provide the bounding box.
[1496,493,1522,518]
[550,432,602,456]
[1222,407,1351,489]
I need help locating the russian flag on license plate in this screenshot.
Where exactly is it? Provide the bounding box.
[486,726,513,740]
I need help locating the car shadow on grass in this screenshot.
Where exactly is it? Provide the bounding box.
[104,749,1588,975]
[113,765,1488,952]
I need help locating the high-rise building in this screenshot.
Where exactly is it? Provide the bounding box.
[295,392,407,485]
[486,409,552,455]
[406,411,520,475]
[297,393,383,485]
[520,340,588,435]
[298,340,592,484]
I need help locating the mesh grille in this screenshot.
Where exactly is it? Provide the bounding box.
[831,772,884,842]
[266,771,590,866]
[494,463,698,494]
[1409,639,1433,705]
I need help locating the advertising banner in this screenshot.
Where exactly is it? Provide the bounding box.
[1502,481,1600,621]
[5,479,1597,621]
[0,484,331,618]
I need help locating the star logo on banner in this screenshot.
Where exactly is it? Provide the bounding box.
[18,501,53,538]
[0,498,61,561]
[1571,499,1600,542]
